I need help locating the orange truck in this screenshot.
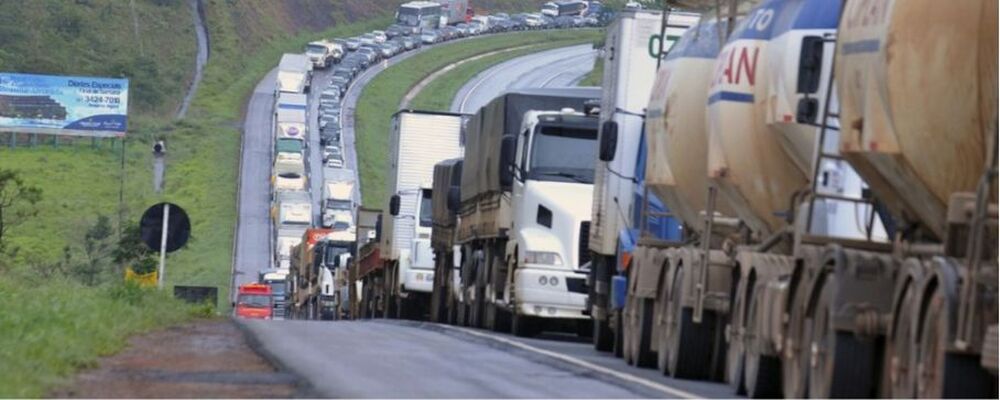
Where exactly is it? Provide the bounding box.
[235,283,273,319]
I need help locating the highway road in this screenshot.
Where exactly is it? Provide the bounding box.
[235,42,737,398]
[451,44,598,113]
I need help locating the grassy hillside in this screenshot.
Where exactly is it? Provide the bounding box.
[0,0,196,117]
[0,1,549,394]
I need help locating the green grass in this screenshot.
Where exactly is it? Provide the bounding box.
[580,57,604,87]
[0,278,202,397]
[0,11,396,398]
[356,29,603,207]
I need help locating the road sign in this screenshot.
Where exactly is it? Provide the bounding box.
[140,202,190,289]
[140,202,190,252]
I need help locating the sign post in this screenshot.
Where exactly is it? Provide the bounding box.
[157,203,170,289]
[140,202,190,290]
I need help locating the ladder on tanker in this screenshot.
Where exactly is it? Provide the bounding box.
[799,34,887,249]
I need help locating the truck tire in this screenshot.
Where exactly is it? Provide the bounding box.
[628,295,657,368]
[887,280,919,398]
[807,281,877,398]
[743,286,781,398]
[781,284,811,398]
[512,308,540,337]
[592,257,614,352]
[593,317,613,352]
[916,286,997,398]
[666,267,715,379]
[656,275,673,375]
[613,309,625,358]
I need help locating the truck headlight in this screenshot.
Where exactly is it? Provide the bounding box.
[524,251,562,266]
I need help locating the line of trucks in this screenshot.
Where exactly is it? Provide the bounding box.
[346,1,998,398]
[262,43,359,320]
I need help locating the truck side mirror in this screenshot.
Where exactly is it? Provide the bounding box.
[796,36,824,94]
[599,120,618,162]
[389,194,400,216]
[447,186,461,213]
[499,135,517,187]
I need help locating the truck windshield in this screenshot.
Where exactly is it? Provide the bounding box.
[264,282,286,295]
[277,139,303,153]
[237,294,271,308]
[419,189,433,227]
[326,199,352,210]
[527,122,597,184]
[324,245,350,267]
[306,44,327,54]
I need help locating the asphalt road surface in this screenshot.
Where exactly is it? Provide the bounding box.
[451,44,598,113]
[235,42,738,398]
[232,68,278,291]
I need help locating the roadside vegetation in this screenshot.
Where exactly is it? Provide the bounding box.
[356,29,603,206]
[579,58,604,86]
[0,1,552,395]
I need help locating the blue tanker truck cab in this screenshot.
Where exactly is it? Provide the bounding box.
[610,131,682,310]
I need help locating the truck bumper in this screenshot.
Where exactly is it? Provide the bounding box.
[402,269,434,294]
[514,267,588,320]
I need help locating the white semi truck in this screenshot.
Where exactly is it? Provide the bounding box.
[430,88,601,336]
[272,190,312,270]
[586,8,698,352]
[355,111,465,320]
[322,168,356,229]
[276,53,313,94]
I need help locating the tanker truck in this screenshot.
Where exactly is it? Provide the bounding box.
[437,88,601,336]
[356,111,465,320]
[625,0,997,398]
[622,0,874,388]
[587,8,698,353]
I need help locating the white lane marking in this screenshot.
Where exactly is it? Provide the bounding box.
[460,45,587,112]
[439,325,700,399]
[459,59,507,113]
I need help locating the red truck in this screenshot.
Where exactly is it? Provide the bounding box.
[235,283,273,319]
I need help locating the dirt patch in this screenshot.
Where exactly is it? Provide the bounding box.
[53,319,298,398]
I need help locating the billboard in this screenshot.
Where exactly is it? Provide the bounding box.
[0,72,129,137]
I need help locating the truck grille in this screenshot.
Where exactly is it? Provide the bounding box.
[579,221,591,267]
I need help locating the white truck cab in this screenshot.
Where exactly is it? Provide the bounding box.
[503,108,599,320]
[305,40,343,69]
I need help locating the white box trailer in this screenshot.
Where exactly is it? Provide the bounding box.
[276,53,313,94]
[587,8,698,352]
[378,110,465,317]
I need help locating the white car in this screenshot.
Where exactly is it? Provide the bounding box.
[326,157,345,168]
[372,30,388,43]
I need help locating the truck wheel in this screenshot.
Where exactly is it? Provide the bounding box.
[743,286,781,398]
[623,295,635,365]
[887,281,919,398]
[781,285,811,398]
[807,281,877,398]
[512,308,539,337]
[656,276,673,375]
[630,296,657,368]
[916,286,996,398]
[666,268,714,379]
[484,300,496,331]
[613,309,625,358]
[593,316,613,352]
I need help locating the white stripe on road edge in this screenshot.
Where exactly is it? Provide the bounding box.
[439,325,700,399]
